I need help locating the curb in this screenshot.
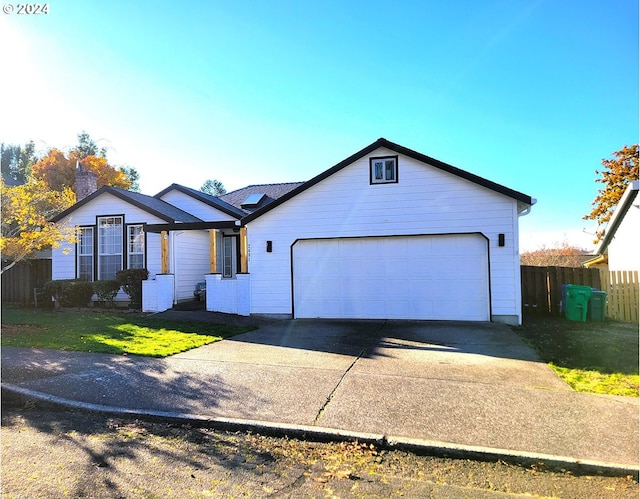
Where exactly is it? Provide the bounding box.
[3,384,638,480]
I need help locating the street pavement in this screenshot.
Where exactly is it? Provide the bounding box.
[2,315,638,476]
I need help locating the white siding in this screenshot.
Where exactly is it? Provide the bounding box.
[247,148,523,323]
[159,190,237,222]
[146,232,162,278]
[52,193,170,280]
[172,230,210,301]
[608,202,640,271]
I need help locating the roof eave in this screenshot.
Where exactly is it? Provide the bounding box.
[145,221,239,233]
[383,139,533,205]
[50,187,197,224]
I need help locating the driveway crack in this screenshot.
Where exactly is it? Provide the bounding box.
[313,320,387,425]
[312,349,364,425]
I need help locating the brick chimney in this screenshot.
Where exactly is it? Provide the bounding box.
[75,162,98,202]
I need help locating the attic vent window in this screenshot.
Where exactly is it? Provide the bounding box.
[241,193,265,208]
[370,156,398,184]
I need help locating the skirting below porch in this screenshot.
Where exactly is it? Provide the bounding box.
[142,274,175,313]
[206,274,251,316]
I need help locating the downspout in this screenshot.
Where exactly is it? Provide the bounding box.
[515,199,536,325]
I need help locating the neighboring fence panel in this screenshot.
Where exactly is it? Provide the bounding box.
[599,270,639,323]
[522,265,639,323]
[1,259,52,305]
[521,266,601,317]
[547,266,601,316]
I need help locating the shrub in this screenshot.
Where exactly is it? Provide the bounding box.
[44,280,94,307]
[116,269,149,309]
[93,280,121,308]
[43,280,68,306]
[67,280,95,307]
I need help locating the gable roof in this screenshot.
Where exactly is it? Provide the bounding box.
[242,138,534,223]
[219,182,305,214]
[50,186,203,223]
[595,180,639,255]
[154,183,247,218]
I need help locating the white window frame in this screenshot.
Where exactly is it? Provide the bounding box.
[370,156,398,184]
[97,216,124,280]
[77,226,94,281]
[127,224,145,269]
[222,235,237,278]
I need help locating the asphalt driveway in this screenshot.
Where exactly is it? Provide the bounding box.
[2,317,638,469]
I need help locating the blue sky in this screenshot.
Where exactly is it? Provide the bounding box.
[1,0,637,251]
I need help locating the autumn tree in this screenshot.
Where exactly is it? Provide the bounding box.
[584,144,639,242]
[1,177,76,273]
[32,148,131,192]
[1,133,140,271]
[71,132,141,190]
[200,179,227,196]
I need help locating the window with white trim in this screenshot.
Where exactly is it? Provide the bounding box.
[222,236,235,278]
[370,156,398,184]
[77,227,94,281]
[128,225,145,269]
[98,216,123,280]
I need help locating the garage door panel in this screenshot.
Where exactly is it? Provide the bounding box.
[293,235,489,321]
[388,300,411,317]
[411,261,436,278]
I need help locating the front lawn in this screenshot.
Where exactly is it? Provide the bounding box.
[512,316,639,397]
[1,307,255,357]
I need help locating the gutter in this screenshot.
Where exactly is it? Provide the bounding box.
[518,198,537,217]
[583,254,607,268]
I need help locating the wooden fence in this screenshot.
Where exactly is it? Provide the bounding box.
[1,259,52,306]
[521,265,639,323]
[599,270,639,323]
[521,266,601,317]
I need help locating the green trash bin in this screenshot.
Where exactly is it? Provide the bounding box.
[589,290,607,321]
[564,284,592,322]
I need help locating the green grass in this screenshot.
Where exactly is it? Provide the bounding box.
[512,316,639,397]
[549,365,639,397]
[1,307,255,357]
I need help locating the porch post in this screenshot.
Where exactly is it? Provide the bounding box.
[239,227,248,273]
[209,229,218,273]
[161,231,169,273]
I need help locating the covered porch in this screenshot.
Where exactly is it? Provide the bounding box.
[143,221,250,315]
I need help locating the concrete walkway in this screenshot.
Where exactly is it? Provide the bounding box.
[2,316,638,476]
